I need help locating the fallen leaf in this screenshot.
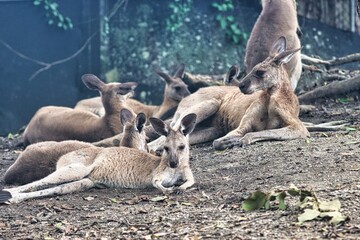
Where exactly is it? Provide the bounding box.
[298,209,320,223]
[242,191,267,211]
[320,211,347,225]
[150,196,168,202]
[84,196,95,201]
[319,199,341,212]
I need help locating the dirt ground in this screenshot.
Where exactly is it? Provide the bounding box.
[0,99,359,240]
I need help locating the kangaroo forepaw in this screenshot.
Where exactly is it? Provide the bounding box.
[161,186,174,195]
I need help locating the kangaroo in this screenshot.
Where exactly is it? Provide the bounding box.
[92,109,148,150]
[149,37,309,151]
[75,64,190,120]
[22,74,138,145]
[4,109,148,185]
[1,113,197,203]
[225,0,301,91]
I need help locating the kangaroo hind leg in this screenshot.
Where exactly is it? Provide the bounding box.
[5,163,95,195]
[9,178,95,203]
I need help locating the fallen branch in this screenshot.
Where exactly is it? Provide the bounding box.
[298,75,360,103]
[301,53,360,68]
[183,72,224,92]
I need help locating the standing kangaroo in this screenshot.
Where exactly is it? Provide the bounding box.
[1,113,196,203]
[23,74,137,145]
[4,109,148,185]
[149,37,309,151]
[225,0,302,91]
[75,64,190,120]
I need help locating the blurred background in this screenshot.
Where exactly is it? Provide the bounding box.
[0,0,359,136]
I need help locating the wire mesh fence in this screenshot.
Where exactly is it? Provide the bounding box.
[297,0,359,34]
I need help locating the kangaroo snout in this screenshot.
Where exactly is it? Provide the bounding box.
[168,153,179,168]
[239,80,252,94]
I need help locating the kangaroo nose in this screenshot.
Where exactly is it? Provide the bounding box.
[239,84,246,93]
[169,161,178,168]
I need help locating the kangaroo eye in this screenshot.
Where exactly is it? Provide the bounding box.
[178,145,185,151]
[175,86,182,91]
[255,70,265,78]
[163,146,169,152]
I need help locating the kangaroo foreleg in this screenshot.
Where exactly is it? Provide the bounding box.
[189,127,225,145]
[177,167,195,192]
[171,99,221,129]
[9,178,95,203]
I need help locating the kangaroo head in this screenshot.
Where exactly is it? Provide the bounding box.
[149,113,196,168]
[82,74,138,102]
[154,64,191,102]
[238,36,301,94]
[120,108,148,151]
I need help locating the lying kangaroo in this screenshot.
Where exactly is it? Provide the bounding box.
[75,64,190,120]
[225,0,301,91]
[4,109,148,185]
[149,37,309,151]
[23,74,137,145]
[1,113,196,203]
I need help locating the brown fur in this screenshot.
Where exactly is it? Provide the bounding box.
[4,109,148,185]
[148,37,309,151]
[4,114,197,203]
[226,0,301,90]
[75,65,190,120]
[22,74,137,145]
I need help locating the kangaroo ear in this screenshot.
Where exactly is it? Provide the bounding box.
[180,113,197,136]
[224,65,240,85]
[149,117,169,136]
[173,64,185,78]
[154,69,173,84]
[135,113,146,132]
[270,36,286,57]
[82,74,105,91]
[273,47,301,65]
[120,108,134,126]
[118,82,138,96]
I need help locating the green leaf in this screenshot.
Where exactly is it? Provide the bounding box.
[242,191,267,211]
[33,0,41,6]
[109,198,118,203]
[7,133,14,140]
[338,98,349,103]
[48,19,54,25]
[277,191,287,210]
[287,184,300,196]
[227,16,235,22]
[345,127,357,132]
[299,190,313,202]
[230,24,241,34]
[298,209,320,223]
[220,18,227,29]
[319,199,341,212]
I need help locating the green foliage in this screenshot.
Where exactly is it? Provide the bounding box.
[166,0,192,33]
[33,0,73,30]
[212,0,247,44]
[242,184,348,225]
